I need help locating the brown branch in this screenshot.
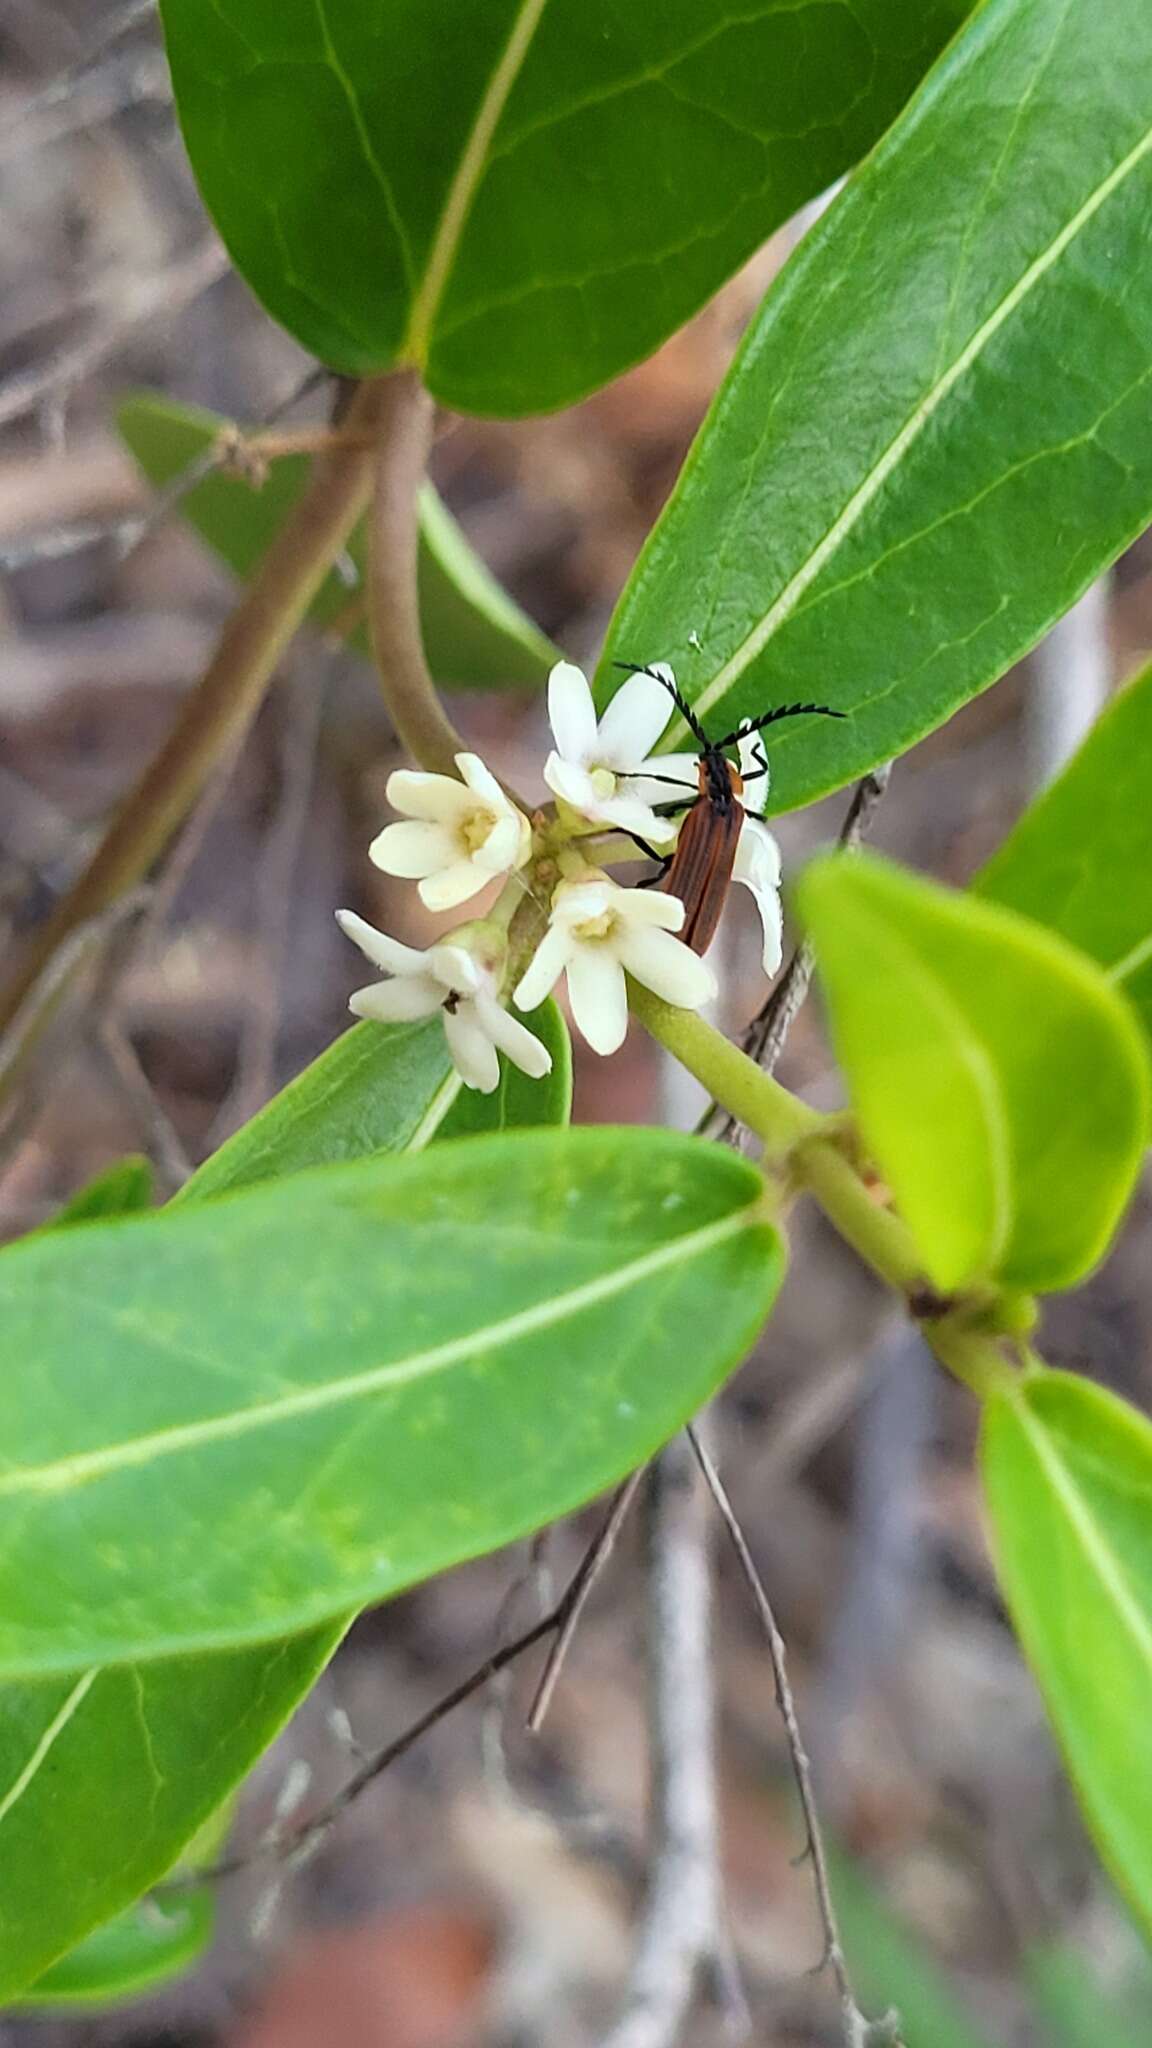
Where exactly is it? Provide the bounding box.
[527,1469,643,1733]
[0,376,390,1054]
[366,368,468,775]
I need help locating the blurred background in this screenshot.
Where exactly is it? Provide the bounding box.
[3,4,1152,2044]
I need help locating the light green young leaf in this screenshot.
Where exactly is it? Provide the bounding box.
[178,1000,571,1201]
[800,853,1150,1293]
[15,1894,214,2012]
[47,1156,153,1228]
[158,0,968,415]
[982,1368,1152,1946]
[601,0,1152,812]
[975,660,1152,1041]
[0,1129,780,1679]
[117,395,557,689]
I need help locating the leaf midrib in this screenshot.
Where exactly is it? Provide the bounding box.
[0,1207,751,1499]
[403,0,551,359]
[1010,1388,1152,1684]
[674,111,1152,742]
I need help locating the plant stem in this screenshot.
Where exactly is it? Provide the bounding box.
[633,991,1012,1398]
[628,985,820,1165]
[367,368,469,776]
[0,376,391,1043]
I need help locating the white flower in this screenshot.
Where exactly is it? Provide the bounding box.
[514,873,716,1056]
[369,752,532,913]
[731,816,783,976]
[336,910,551,1095]
[543,661,697,845]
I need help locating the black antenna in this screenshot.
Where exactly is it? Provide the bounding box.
[717,702,845,749]
[612,659,710,751]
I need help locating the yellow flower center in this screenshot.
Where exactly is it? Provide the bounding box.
[588,765,618,800]
[571,908,620,945]
[458,805,495,854]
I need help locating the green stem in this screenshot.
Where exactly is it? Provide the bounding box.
[634,990,1014,1399]
[628,984,820,1165]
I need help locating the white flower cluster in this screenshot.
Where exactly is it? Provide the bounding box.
[338,660,785,1091]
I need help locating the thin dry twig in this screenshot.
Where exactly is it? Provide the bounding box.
[687,1425,904,2048]
[527,1469,644,1734]
[600,1435,749,2048]
[176,1483,643,1892]
[742,762,891,1074]
[0,367,332,573]
[0,236,229,432]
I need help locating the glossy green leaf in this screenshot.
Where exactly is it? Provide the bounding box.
[0,1632,335,2000]
[0,991,570,1990]
[178,1000,570,1202]
[15,1894,214,2012]
[983,1368,1152,1944]
[0,1129,780,1678]
[117,395,557,689]
[800,853,1150,1292]
[601,0,1152,812]
[158,0,968,416]
[47,1156,153,1228]
[976,662,1152,1041]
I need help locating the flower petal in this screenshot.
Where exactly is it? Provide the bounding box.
[736,732,771,817]
[513,923,572,1012]
[543,752,601,817]
[417,859,489,912]
[455,752,507,812]
[625,753,700,809]
[443,1005,501,1093]
[617,925,717,1009]
[369,819,457,879]
[349,977,442,1022]
[335,910,426,976]
[385,769,469,824]
[619,889,686,932]
[547,660,597,765]
[474,811,527,875]
[733,818,784,975]
[549,878,616,928]
[733,815,781,891]
[426,943,484,995]
[595,667,675,770]
[566,946,628,1055]
[474,992,553,1078]
[597,793,679,844]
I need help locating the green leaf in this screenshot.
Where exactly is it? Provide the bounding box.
[0,1631,337,2001]
[158,0,968,416]
[0,1000,572,1991]
[976,661,1152,1041]
[117,394,557,689]
[0,1128,780,1676]
[177,1000,570,1202]
[15,1894,214,2012]
[800,853,1150,1292]
[982,1368,1152,1946]
[47,1156,153,1228]
[601,0,1152,812]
